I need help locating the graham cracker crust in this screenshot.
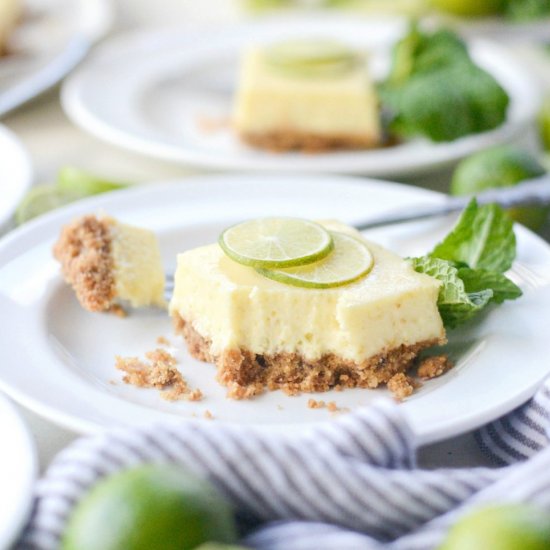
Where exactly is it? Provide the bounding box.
[239,130,380,153]
[53,215,116,312]
[173,313,444,399]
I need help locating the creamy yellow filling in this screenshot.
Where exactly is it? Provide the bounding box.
[109,221,166,309]
[170,222,445,362]
[233,47,381,140]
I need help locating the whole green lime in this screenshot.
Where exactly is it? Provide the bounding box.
[195,545,249,550]
[539,96,550,152]
[439,504,550,550]
[61,465,238,550]
[451,145,548,231]
[431,0,505,16]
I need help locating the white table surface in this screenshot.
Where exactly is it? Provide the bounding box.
[2,0,550,478]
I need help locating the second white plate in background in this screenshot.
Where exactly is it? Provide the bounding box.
[62,16,540,177]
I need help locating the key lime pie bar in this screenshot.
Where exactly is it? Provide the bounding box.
[0,0,20,55]
[233,40,382,152]
[170,218,445,398]
[54,215,165,312]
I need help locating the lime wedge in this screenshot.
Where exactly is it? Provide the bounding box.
[15,185,83,225]
[219,217,334,268]
[58,166,128,195]
[265,38,359,78]
[257,231,374,289]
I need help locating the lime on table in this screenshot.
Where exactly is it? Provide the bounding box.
[219,217,334,268]
[15,185,83,225]
[439,504,550,550]
[539,95,550,152]
[15,167,129,225]
[451,145,549,231]
[430,0,504,16]
[57,166,128,196]
[62,465,237,550]
[257,231,374,289]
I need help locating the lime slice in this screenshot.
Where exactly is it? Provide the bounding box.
[219,217,334,268]
[265,38,360,78]
[58,166,128,195]
[15,185,83,225]
[257,231,374,289]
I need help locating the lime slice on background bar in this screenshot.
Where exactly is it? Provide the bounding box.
[265,38,360,77]
[257,231,374,289]
[15,185,83,225]
[219,217,334,268]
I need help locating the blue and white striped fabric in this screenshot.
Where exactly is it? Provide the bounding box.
[17,379,550,550]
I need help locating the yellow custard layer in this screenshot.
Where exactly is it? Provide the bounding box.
[233,47,381,142]
[109,220,166,309]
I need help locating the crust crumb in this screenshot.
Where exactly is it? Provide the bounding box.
[418,355,453,379]
[197,115,232,134]
[204,410,214,420]
[109,304,127,318]
[186,389,204,402]
[327,401,338,412]
[307,399,325,409]
[116,348,202,401]
[387,373,415,401]
[240,130,380,153]
[53,215,116,312]
[156,336,171,346]
[225,381,264,400]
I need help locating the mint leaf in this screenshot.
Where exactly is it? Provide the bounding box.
[410,256,493,328]
[381,25,509,142]
[457,267,522,304]
[430,199,516,273]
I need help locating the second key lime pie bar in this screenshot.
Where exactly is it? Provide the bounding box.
[233,39,382,152]
[169,219,445,398]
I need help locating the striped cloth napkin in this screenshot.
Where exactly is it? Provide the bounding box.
[17,378,550,550]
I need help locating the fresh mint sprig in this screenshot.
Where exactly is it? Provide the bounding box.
[411,199,522,328]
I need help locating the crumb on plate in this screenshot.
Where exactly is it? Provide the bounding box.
[116,348,203,401]
[387,373,415,401]
[418,355,453,380]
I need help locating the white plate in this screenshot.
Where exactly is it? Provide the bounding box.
[1,174,550,444]
[0,0,113,117]
[0,124,33,228]
[61,17,541,177]
[0,393,36,549]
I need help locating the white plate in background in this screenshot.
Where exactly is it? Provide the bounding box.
[0,394,36,549]
[0,124,33,228]
[0,0,112,117]
[0,174,549,444]
[62,17,540,177]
